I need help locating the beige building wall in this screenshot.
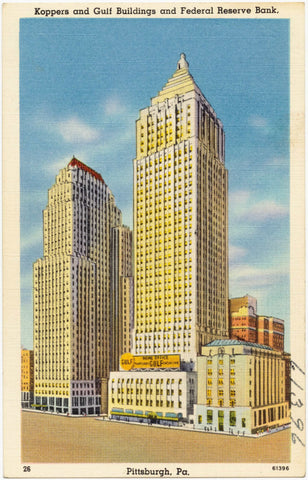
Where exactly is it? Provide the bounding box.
[120,276,134,354]
[109,370,197,420]
[133,54,228,366]
[21,349,34,392]
[33,158,122,414]
[110,225,133,372]
[195,340,289,434]
[21,349,34,408]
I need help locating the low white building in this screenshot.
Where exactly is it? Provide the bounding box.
[109,354,197,424]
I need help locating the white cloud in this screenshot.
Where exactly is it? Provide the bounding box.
[229,189,288,222]
[33,109,101,145]
[45,155,74,174]
[56,116,100,144]
[249,200,288,221]
[230,263,288,290]
[104,95,127,116]
[229,244,247,263]
[248,114,268,128]
[229,190,252,222]
[21,226,42,251]
[229,190,251,206]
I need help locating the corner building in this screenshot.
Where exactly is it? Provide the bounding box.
[33,158,125,415]
[134,53,229,365]
[194,340,290,435]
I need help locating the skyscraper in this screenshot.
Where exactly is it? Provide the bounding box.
[133,53,228,365]
[33,157,128,415]
[109,54,228,423]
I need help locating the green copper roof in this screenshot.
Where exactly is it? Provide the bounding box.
[205,339,273,351]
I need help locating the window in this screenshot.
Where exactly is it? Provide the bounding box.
[242,418,246,428]
[198,415,202,424]
[207,410,213,424]
[229,411,236,426]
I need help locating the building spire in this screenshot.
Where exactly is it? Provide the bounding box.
[177,53,189,70]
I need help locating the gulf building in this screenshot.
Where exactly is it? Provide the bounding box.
[109,53,228,424]
[33,158,132,415]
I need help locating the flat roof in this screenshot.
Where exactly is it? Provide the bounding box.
[205,339,273,351]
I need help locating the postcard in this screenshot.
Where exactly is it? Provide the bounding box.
[2,2,305,478]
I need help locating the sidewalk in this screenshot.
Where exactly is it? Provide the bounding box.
[22,408,290,438]
[96,416,291,438]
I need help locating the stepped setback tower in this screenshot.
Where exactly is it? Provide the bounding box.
[33,158,132,415]
[133,53,229,365]
[109,54,228,424]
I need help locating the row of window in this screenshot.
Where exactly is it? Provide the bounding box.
[207,368,236,376]
[207,389,236,397]
[112,398,181,408]
[198,410,244,427]
[207,378,236,386]
[112,388,182,396]
[36,390,69,396]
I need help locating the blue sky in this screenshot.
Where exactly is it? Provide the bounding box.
[20,18,290,350]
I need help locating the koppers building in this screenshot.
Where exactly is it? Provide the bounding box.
[33,158,131,415]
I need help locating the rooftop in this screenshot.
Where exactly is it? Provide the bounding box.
[205,339,273,351]
[152,53,202,106]
[68,157,104,184]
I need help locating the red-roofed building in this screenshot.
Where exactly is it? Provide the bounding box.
[33,157,133,415]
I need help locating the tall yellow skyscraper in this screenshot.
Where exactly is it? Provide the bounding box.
[133,53,229,365]
[33,157,130,415]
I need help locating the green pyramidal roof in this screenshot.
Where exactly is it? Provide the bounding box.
[152,53,200,105]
